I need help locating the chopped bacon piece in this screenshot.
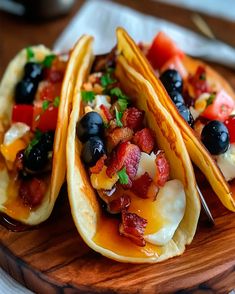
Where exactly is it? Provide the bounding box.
[19,177,46,207]
[188,66,210,98]
[131,172,153,198]
[90,155,107,174]
[155,151,170,186]
[107,194,131,214]
[106,127,133,151]
[106,142,141,180]
[133,128,155,154]
[100,104,113,121]
[44,57,66,83]
[37,81,61,102]
[119,211,147,247]
[122,107,144,131]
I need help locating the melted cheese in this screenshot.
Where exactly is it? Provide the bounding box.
[143,180,186,246]
[217,144,235,181]
[90,165,119,190]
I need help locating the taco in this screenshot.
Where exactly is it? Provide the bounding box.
[66,32,200,263]
[117,28,235,212]
[0,39,85,226]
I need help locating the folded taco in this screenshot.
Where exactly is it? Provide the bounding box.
[117,28,235,212]
[0,40,85,226]
[66,32,200,263]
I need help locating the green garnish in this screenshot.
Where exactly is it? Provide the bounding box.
[110,87,129,112]
[24,130,42,158]
[42,100,50,111]
[206,93,216,106]
[100,72,116,88]
[117,167,129,185]
[115,107,123,127]
[81,91,95,103]
[42,54,56,68]
[26,47,34,61]
[53,96,60,107]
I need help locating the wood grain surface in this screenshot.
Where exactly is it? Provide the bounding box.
[1,1,235,293]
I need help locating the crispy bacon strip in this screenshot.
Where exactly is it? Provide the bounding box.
[155,151,170,187]
[131,172,153,198]
[19,177,46,207]
[106,127,133,152]
[107,194,131,214]
[90,155,107,174]
[119,210,147,247]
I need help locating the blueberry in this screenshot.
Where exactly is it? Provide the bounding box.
[24,62,43,83]
[177,104,194,127]
[169,90,184,107]
[201,120,229,155]
[39,131,54,152]
[24,144,48,171]
[15,78,37,104]
[76,112,104,142]
[160,69,183,94]
[81,136,105,166]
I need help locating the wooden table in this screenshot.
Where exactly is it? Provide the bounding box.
[0,1,235,293]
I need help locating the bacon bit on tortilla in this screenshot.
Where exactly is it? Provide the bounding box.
[19,177,46,207]
[107,194,131,214]
[133,128,155,154]
[188,66,211,98]
[106,127,133,152]
[122,107,145,131]
[155,151,170,187]
[90,154,107,174]
[131,172,153,198]
[100,104,113,121]
[119,210,147,247]
[106,142,141,180]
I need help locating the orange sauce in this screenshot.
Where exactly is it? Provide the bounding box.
[93,212,162,258]
[93,186,165,258]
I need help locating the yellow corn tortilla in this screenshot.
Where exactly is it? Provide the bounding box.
[66,33,200,263]
[116,27,235,212]
[0,40,85,225]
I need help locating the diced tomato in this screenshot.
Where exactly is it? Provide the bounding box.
[201,90,235,122]
[32,101,58,132]
[225,116,235,143]
[100,104,113,121]
[160,55,188,79]
[146,31,184,70]
[12,104,34,127]
[188,66,210,98]
[44,57,66,83]
[37,81,61,102]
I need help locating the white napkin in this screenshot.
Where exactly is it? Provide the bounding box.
[0,268,33,294]
[54,0,235,68]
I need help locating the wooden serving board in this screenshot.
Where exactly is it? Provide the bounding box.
[0,173,235,293]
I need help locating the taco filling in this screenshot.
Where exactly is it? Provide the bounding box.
[143,32,235,183]
[0,47,66,219]
[76,60,186,249]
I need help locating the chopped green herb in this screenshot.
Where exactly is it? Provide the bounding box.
[81,91,95,103]
[117,167,129,185]
[26,47,34,61]
[206,93,216,106]
[42,100,50,111]
[115,107,123,127]
[100,72,116,88]
[53,96,60,107]
[110,87,129,112]
[42,54,56,68]
[24,130,42,158]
